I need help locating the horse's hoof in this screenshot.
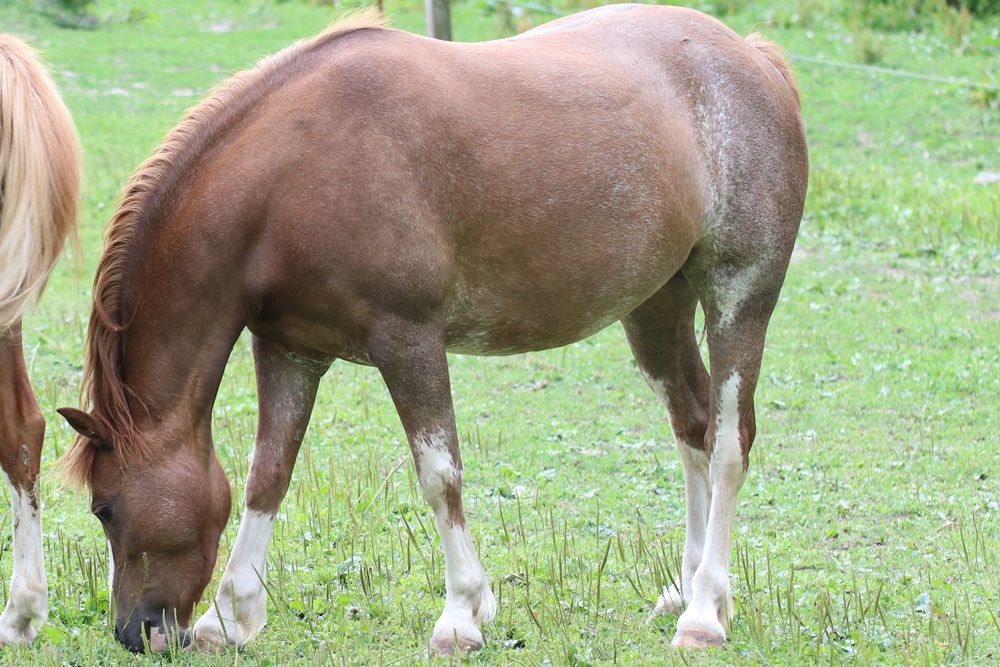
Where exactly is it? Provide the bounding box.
[671,626,725,648]
[191,611,260,652]
[648,584,685,620]
[430,630,484,655]
[0,628,32,647]
[194,638,228,653]
[192,628,230,653]
[0,617,38,646]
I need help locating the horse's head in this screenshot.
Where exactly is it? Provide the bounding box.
[58,408,231,652]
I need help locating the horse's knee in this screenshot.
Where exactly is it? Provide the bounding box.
[669,409,709,452]
[22,409,45,454]
[1,404,44,485]
[665,381,711,452]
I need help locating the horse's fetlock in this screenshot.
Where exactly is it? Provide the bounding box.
[452,571,487,602]
[215,572,264,614]
[691,568,728,597]
[419,467,460,504]
[7,584,46,618]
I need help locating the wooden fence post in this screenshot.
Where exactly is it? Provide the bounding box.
[425,0,452,41]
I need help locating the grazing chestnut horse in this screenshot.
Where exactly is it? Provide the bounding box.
[59,5,807,653]
[0,36,81,644]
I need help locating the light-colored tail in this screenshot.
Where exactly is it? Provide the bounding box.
[746,32,801,109]
[0,35,80,328]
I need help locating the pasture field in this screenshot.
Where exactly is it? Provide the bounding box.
[1,0,997,664]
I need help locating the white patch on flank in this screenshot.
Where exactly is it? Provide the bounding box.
[192,509,275,648]
[673,371,745,645]
[412,430,495,651]
[712,263,763,330]
[0,483,47,644]
[695,85,733,236]
[693,67,772,331]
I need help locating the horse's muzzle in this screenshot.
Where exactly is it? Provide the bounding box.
[115,614,191,653]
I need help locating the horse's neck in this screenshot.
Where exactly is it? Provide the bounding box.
[120,257,246,435]
[113,143,260,436]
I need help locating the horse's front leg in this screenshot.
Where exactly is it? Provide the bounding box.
[370,317,496,655]
[193,336,330,649]
[0,324,48,645]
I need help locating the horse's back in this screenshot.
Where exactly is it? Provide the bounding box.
[225,8,806,357]
[299,4,805,242]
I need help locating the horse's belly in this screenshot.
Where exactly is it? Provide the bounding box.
[442,259,675,355]
[444,317,622,355]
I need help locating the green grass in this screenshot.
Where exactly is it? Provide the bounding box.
[2,0,998,664]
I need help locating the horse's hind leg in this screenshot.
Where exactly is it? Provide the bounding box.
[369,315,495,655]
[622,274,713,618]
[0,324,47,644]
[193,336,330,649]
[668,228,797,648]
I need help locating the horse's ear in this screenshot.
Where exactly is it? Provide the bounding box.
[57,408,110,443]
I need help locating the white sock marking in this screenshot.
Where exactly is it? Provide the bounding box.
[412,430,495,649]
[675,371,745,643]
[193,509,275,647]
[638,370,712,617]
[0,482,47,644]
[675,443,710,603]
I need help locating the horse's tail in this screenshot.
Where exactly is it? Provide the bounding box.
[745,32,801,109]
[0,34,81,328]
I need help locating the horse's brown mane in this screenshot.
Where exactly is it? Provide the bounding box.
[60,10,387,486]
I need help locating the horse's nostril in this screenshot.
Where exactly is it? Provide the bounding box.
[139,617,191,652]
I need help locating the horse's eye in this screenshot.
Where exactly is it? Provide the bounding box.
[93,504,113,524]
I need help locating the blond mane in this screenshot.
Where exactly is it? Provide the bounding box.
[0,35,81,329]
[61,10,387,485]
